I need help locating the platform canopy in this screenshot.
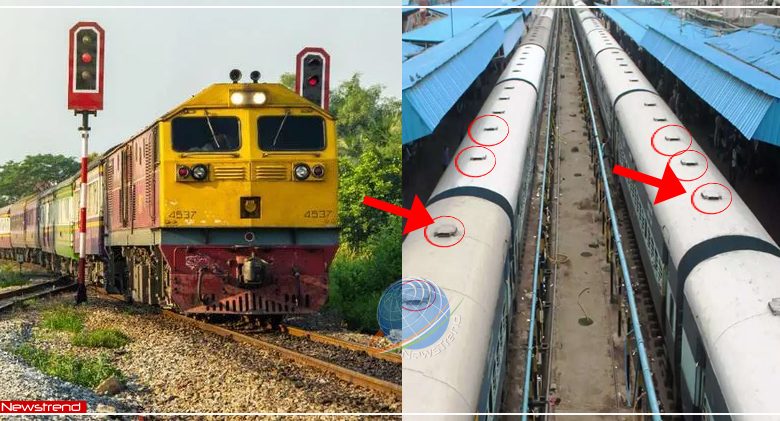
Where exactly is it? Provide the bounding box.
[402,22,504,144]
[402,0,538,144]
[600,1,780,147]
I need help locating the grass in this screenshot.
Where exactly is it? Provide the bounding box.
[40,306,85,333]
[19,298,38,309]
[0,264,28,288]
[72,328,131,349]
[0,276,28,289]
[13,343,121,388]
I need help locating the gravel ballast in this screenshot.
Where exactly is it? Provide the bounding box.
[0,291,400,417]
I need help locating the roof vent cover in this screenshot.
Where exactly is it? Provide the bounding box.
[770,298,780,316]
[433,223,459,239]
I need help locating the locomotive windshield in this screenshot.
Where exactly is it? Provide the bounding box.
[172,116,240,152]
[258,115,325,151]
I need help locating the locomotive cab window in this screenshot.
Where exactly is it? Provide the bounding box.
[258,115,325,151]
[172,116,240,152]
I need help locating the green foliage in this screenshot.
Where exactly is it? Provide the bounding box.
[40,306,85,333]
[72,328,131,349]
[279,72,296,90]
[0,277,27,289]
[330,74,401,162]
[328,219,401,332]
[338,150,401,248]
[13,344,121,388]
[0,262,27,288]
[0,154,80,207]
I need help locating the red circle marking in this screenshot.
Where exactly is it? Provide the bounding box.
[690,182,733,215]
[454,146,497,178]
[667,149,708,182]
[401,279,437,312]
[424,216,466,248]
[467,114,510,147]
[650,124,693,157]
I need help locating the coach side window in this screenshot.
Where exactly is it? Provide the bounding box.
[172,116,240,152]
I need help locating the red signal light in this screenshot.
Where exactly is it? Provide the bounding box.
[178,166,190,178]
[307,76,319,87]
[81,52,92,63]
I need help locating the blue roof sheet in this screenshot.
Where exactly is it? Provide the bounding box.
[402,21,504,144]
[707,24,780,78]
[402,14,483,43]
[602,1,780,146]
[403,0,531,43]
[492,12,525,54]
[403,41,425,61]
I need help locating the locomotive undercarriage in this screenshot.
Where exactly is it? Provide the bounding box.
[102,244,334,318]
[2,242,331,322]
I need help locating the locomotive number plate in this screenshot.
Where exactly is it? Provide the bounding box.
[304,210,333,219]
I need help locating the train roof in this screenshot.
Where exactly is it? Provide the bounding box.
[161,83,334,121]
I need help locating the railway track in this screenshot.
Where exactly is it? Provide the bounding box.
[567,6,663,417]
[561,8,676,414]
[162,310,402,398]
[0,277,76,312]
[612,194,678,412]
[283,325,401,365]
[91,288,401,398]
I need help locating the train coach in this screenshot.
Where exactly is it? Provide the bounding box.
[571,1,780,416]
[0,78,339,317]
[402,6,556,417]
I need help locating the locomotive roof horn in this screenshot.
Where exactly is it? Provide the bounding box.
[229,69,242,83]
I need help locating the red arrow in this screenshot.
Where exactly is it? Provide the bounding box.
[362,195,434,235]
[613,162,686,204]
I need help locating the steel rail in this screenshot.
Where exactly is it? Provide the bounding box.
[567,9,662,419]
[0,278,76,312]
[162,310,401,398]
[90,288,401,395]
[520,8,559,419]
[283,326,401,365]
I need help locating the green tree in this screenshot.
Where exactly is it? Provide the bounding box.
[0,155,80,207]
[320,73,401,330]
[338,150,401,249]
[329,74,401,162]
[279,72,295,90]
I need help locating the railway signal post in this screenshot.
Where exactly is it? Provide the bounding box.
[295,47,330,110]
[67,21,105,304]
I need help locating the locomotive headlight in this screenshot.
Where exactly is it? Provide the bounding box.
[252,92,267,105]
[191,164,209,181]
[312,164,325,178]
[294,164,311,180]
[230,92,245,105]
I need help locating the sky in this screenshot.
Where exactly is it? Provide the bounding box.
[0,1,399,164]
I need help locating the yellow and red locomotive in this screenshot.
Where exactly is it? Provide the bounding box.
[1,72,339,316]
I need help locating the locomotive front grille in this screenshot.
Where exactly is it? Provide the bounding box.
[254,165,288,181]
[213,166,247,181]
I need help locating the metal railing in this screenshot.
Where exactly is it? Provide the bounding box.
[520,8,560,420]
